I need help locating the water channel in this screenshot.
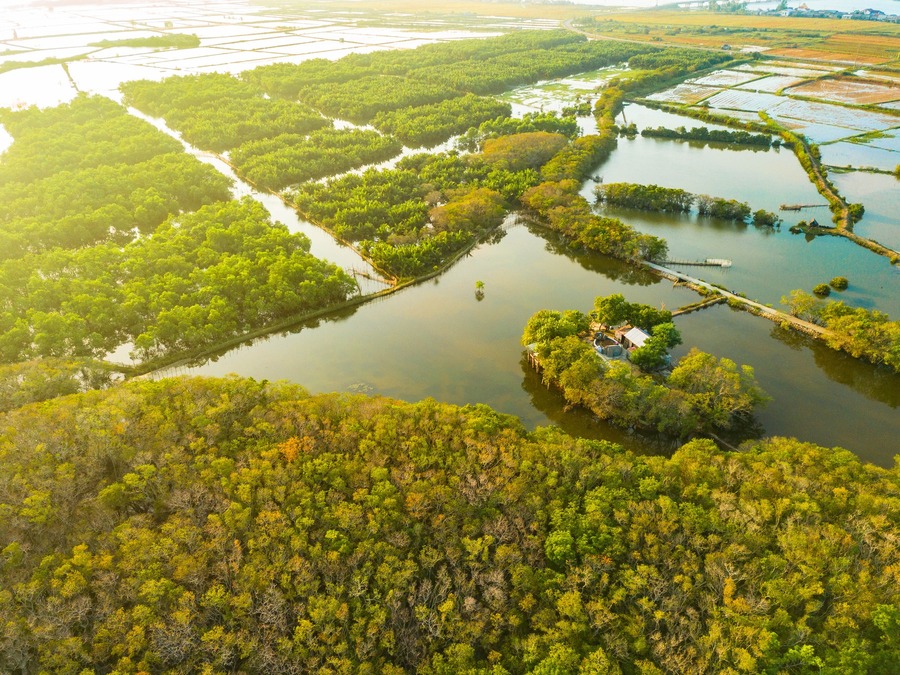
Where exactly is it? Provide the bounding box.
[593,104,900,318]
[2,37,890,465]
[148,91,898,466]
[123,104,391,295]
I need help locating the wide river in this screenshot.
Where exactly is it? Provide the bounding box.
[158,102,900,467]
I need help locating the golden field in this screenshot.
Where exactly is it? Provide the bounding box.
[272,0,592,21]
[584,11,900,64]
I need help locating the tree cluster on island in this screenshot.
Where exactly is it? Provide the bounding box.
[523,296,769,438]
[784,289,900,373]
[596,182,777,225]
[641,125,773,147]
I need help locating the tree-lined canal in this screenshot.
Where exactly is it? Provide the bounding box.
[147,86,898,466]
[7,23,893,465]
[160,216,899,465]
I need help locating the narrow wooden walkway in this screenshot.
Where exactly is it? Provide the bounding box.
[644,261,837,340]
[662,258,732,268]
[779,203,829,211]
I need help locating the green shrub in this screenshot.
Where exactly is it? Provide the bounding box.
[813,283,831,297]
[829,276,849,290]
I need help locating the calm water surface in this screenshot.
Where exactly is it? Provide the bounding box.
[164,219,900,466]
[589,105,900,317]
[4,18,895,464]
[675,305,900,467]
[157,103,899,467]
[831,171,900,252]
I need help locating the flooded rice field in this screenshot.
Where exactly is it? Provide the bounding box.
[821,141,900,173]
[649,62,900,146]
[788,78,900,106]
[687,69,762,88]
[498,66,625,113]
[0,0,506,107]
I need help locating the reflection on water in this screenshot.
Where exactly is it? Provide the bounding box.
[155,223,691,426]
[580,108,899,317]
[770,325,900,409]
[125,106,390,294]
[527,221,658,286]
[518,354,668,455]
[617,102,735,132]
[519,353,765,454]
[157,219,899,466]
[820,141,900,173]
[831,171,900,252]
[590,113,819,208]
[674,304,900,466]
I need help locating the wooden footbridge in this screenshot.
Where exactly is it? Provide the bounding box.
[779,203,829,211]
[643,261,836,340]
[661,258,732,268]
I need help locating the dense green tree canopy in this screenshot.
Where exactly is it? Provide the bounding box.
[596,183,694,214]
[0,376,896,672]
[230,128,403,192]
[0,94,231,260]
[0,152,233,258]
[524,301,767,437]
[290,144,552,279]
[521,181,668,262]
[457,111,580,152]
[243,30,592,99]
[0,199,355,363]
[641,125,772,147]
[783,290,900,372]
[0,95,182,184]
[121,73,328,152]
[296,75,462,125]
[481,132,569,173]
[0,358,115,412]
[593,294,673,330]
[372,95,511,148]
[595,183,752,222]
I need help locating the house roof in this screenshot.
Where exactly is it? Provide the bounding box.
[623,327,651,348]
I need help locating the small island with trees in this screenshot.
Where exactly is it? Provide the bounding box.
[0,6,898,673]
[523,294,770,441]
